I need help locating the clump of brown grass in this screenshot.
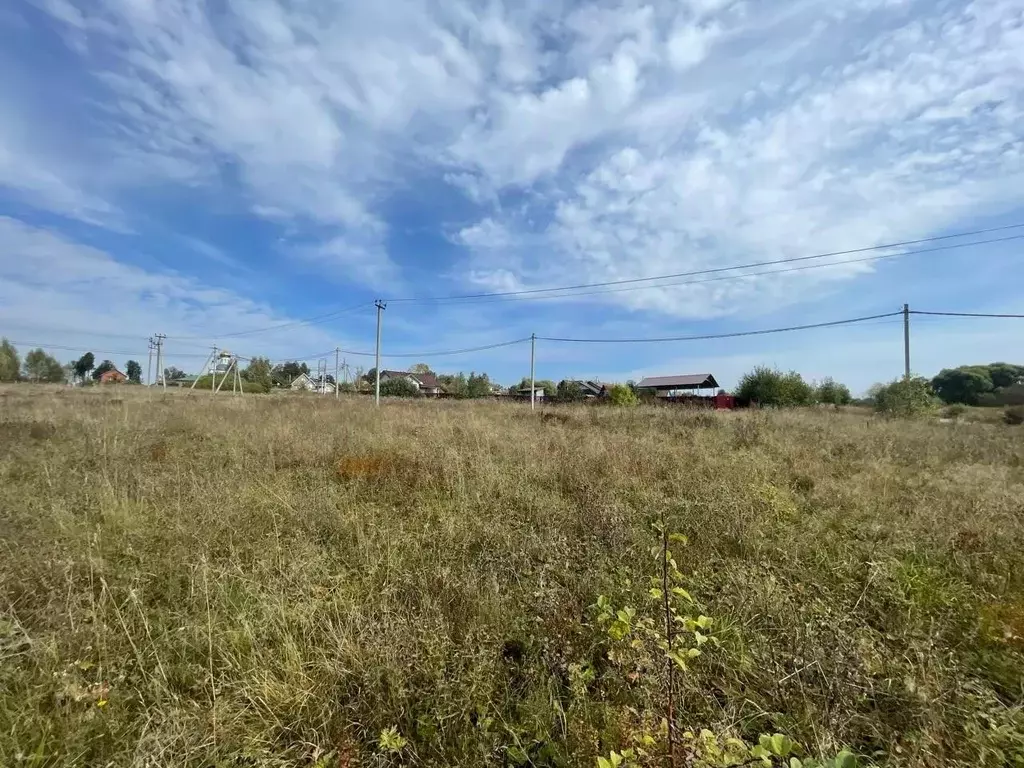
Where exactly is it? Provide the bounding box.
[0,385,1022,766]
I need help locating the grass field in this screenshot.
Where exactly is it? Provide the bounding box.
[1,386,1023,767]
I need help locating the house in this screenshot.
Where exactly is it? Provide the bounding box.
[575,380,611,398]
[378,370,445,397]
[514,386,545,400]
[98,368,127,384]
[291,373,335,394]
[635,373,719,397]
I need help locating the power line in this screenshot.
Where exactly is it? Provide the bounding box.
[391,234,1024,306]
[6,340,210,358]
[283,337,532,361]
[538,311,903,344]
[385,222,1024,304]
[167,302,373,340]
[911,310,1024,319]
[382,337,531,359]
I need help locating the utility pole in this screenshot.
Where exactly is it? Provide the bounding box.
[211,346,219,396]
[147,337,154,386]
[154,334,167,390]
[530,333,536,411]
[335,347,340,400]
[191,348,216,391]
[374,300,386,406]
[903,303,911,380]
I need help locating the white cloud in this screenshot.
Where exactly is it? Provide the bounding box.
[15,0,1024,324]
[0,216,348,366]
[454,0,1024,317]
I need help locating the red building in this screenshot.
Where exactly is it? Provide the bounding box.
[98,368,127,384]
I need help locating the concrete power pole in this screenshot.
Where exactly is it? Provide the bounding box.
[335,347,340,400]
[374,300,386,406]
[147,337,154,386]
[530,333,536,411]
[154,334,167,389]
[903,303,911,380]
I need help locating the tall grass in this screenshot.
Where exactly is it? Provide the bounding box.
[1,386,1022,766]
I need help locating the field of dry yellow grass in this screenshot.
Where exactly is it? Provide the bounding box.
[1,385,1023,767]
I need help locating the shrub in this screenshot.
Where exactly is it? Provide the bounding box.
[188,375,268,394]
[608,383,638,406]
[736,367,815,407]
[943,403,969,420]
[815,377,852,406]
[1004,406,1024,426]
[870,377,939,417]
[380,376,419,398]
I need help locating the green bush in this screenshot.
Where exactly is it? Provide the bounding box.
[870,377,938,417]
[1004,406,1024,426]
[608,383,638,406]
[815,377,852,406]
[188,375,268,394]
[380,377,419,398]
[736,366,815,406]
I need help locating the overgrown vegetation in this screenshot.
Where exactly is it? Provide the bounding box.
[869,377,939,417]
[735,366,816,406]
[1,388,1023,766]
[931,363,1024,406]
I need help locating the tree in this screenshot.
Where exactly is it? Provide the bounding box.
[272,361,309,387]
[22,348,65,383]
[163,366,186,382]
[931,367,993,405]
[986,363,1024,390]
[438,372,469,398]
[242,356,273,393]
[467,372,492,398]
[870,377,938,417]
[735,367,815,406]
[608,383,638,406]
[815,377,852,406]
[380,376,419,397]
[410,363,433,375]
[125,360,142,383]
[73,352,95,382]
[0,338,19,382]
[92,360,117,380]
[557,380,585,402]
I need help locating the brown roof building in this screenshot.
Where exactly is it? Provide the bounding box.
[98,368,127,384]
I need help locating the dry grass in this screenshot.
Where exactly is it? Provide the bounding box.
[1,385,1023,767]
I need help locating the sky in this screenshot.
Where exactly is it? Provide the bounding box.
[0,0,1022,393]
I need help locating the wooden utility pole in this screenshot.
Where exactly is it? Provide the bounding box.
[374,300,386,406]
[903,303,911,380]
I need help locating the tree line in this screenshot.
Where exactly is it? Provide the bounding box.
[0,341,143,385]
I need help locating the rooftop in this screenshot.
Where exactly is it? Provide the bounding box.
[635,373,719,390]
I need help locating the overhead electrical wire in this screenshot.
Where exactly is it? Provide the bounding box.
[283,337,533,361]
[384,234,1024,306]
[6,340,210,358]
[384,222,1024,304]
[167,302,373,340]
[538,311,903,344]
[911,310,1024,319]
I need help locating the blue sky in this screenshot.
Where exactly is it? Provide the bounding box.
[1,0,1022,392]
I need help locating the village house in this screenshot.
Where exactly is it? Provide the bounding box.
[378,371,445,397]
[98,368,127,384]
